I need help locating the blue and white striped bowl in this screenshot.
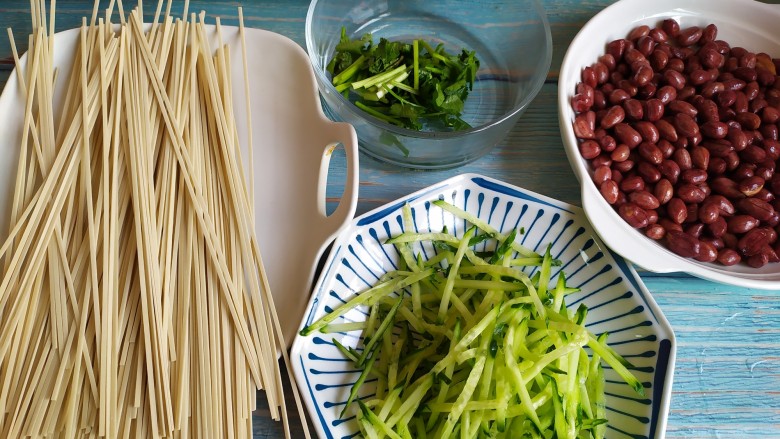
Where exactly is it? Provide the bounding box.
[291,174,676,439]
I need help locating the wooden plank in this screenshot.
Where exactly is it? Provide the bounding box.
[252,365,315,438]
[646,282,780,438]
[0,0,311,63]
[2,1,780,438]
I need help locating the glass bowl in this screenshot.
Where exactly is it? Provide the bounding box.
[305,0,552,169]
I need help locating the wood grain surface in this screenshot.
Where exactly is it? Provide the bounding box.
[1,1,779,438]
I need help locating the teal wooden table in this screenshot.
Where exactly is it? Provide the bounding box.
[1,1,779,437]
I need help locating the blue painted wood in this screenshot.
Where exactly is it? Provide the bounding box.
[1,1,780,438]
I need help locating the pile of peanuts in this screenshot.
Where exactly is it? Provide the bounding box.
[572,19,780,268]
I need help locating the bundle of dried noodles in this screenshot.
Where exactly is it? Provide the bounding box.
[1,1,307,437]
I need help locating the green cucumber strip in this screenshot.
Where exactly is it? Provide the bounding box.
[596,333,637,369]
[431,307,499,374]
[398,423,413,439]
[412,255,423,317]
[500,380,552,418]
[477,347,495,404]
[429,318,462,429]
[519,276,547,320]
[395,205,421,273]
[321,321,367,333]
[387,325,408,391]
[457,287,480,308]
[358,400,403,439]
[509,257,545,267]
[332,338,360,364]
[446,291,474,324]
[460,412,471,439]
[552,271,568,312]
[511,319,542,363]
[465,408,486,438]
[489,228,518,265]
[432,200,539,257]
[574,303,588,326]
[438,226,475,323]
[365,301,381,344]
[426,398,509,412]
[536,244,553,302]
[396,306,445,336]
[358,295,405,366]
[564,348,580,438]
[358,416,380,439]
[527,319,588,336]
[379,322,395,397]
[582,418,609,430]
[454,347,479,364]
[579,379,594,420]
[577,351,594,421]
[452,279,523,291]
[387,231,490,267]
[504,351,541,429]
[457,264,529,280]
[550,378,568,439]
[422,250,453,268]
[587,335,607,439]
[386,231,459,245]
[587,334,645,396]
[399,341,438,368]
[385,374,434,429]
[414,417,427,439]
[440,353,487,437]
[526,327,554,347]
[342,352,377,417]
[503,322,542,428]
[520,336,587,386]
[300,268,433,335]
[494,369,510,432]
[590,333,607,375]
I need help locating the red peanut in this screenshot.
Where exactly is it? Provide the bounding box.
[572,20,780,267]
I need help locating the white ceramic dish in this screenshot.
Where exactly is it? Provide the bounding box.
[0,24,359,344]
[559,0,780,290]
[291,174,676,439]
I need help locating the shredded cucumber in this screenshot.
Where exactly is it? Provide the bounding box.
[300,203,644,438]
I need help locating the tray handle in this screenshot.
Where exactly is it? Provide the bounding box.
[316,120,359,232]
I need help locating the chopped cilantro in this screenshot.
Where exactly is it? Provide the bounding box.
[327,27,480,131]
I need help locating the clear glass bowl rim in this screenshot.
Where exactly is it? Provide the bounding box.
[304,0,553,140]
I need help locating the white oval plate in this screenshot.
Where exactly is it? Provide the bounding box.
[291,174,676,439]
[0,24,359,344]
[558,0,780,290]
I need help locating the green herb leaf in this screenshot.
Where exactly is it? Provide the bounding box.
[327,26,479,131]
